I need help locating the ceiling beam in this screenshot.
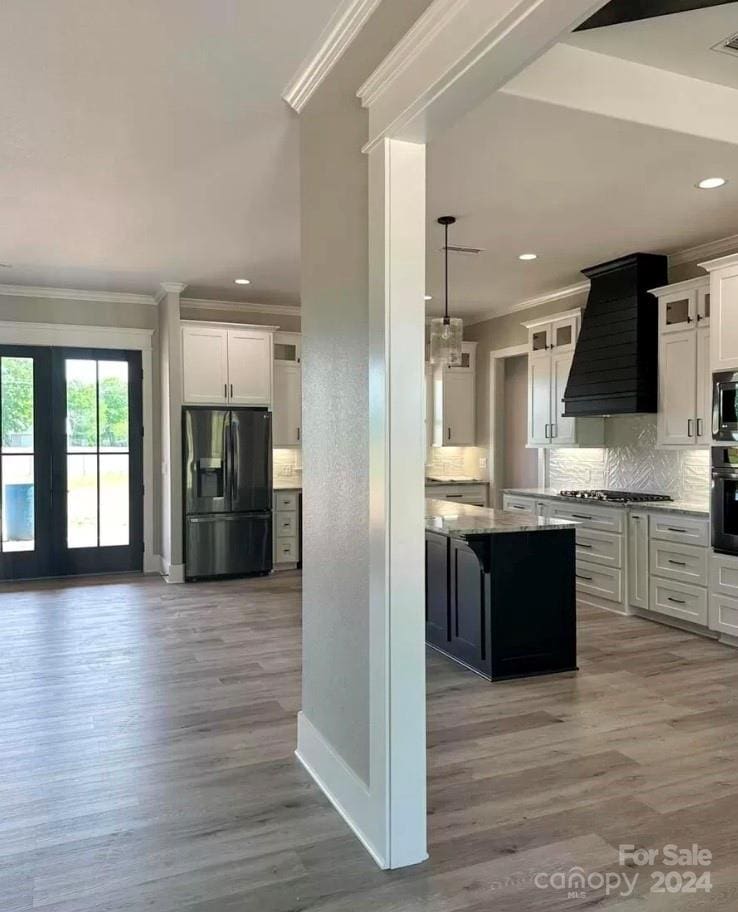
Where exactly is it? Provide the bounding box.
[577,0,734,31]
[502,42,738,146]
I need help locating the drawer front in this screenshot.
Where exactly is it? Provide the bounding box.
[276,512,297,538]
[274,491,299,512]
[709,592,738,637]
[575,528,623,569]
[575,560,623,603]
[275,537,298,563]
[711,552,738,599]
[648,577,707,626]
[550,503,624,534]
[649,540,707,587]
[502,495,535,515]
[649,514,709,547]
[429,485,487,506]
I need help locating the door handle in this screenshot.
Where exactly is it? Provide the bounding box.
[230,383,234,398]
[224,383,227,399]
[447,427,451,441]
[297,427,300,442]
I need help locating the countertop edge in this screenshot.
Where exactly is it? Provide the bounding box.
[502,489,709,518]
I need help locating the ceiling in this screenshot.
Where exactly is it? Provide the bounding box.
[0,0,342,304]
[426,2,738,322]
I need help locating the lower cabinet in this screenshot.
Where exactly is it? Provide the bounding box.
[424,528,576,680]
[710,552,738,638]
[627,512,649,610]
[273,490,301,569]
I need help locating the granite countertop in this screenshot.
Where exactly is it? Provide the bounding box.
[425,477,488,486]
[426,497,577,538]
[502,488,709,518]
[274,481,302,491]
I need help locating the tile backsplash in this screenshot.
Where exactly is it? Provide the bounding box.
[548,415,709,503]
[426,446,486,479]
[273,447,302,482]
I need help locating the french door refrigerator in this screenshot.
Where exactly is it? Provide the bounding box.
[183,407,272,580]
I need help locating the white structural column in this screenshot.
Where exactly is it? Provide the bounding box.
[368,138,427,868]
[158,281,187,583]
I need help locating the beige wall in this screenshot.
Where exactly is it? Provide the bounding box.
[180,304,300,333]
[300,0,432,784]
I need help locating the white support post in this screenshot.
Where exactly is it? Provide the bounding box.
[368,137,427,868]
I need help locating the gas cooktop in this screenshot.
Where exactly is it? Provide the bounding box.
[559,489,673,504]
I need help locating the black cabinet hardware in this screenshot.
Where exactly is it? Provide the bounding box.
[667,596,686,605]
[576,574,593,581]
[667,559,687,567]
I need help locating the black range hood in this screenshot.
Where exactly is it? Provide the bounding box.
[562,253,667,418]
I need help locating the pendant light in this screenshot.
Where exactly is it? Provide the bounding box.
[429,216,463,367]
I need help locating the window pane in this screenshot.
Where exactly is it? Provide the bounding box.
[67,454,97,548]
[99,455,129,546]
[2,357,34,453]
[98,361,128,451]
[66,360,97,452]
[2,455,34,552]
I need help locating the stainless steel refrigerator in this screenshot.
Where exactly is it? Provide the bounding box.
[183,407,272,580]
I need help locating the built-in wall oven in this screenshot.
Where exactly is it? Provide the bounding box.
[713,371,738,441]
[712,447,738,555]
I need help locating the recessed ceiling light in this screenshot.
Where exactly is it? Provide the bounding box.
[518,253,537,261]
[424,295,432,301]
[234,278,251,285]
[696,177,727,190]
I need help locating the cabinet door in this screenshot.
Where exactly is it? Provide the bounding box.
[696,285,711,329]
[550,315,578,354]
[449,538,487,670]
[695,326,711,444]
[425,532,449,647]
[273,362,301,447]
[660,290,697,334]
[528,355,551,446]
[227,330,272,406]
[628,512,648,610]
[658,329,696,446]
[182,326,228,404]
[711,263,738,371]
[549,350,575,445]
[528,325,551,356]
[442,370,475,445]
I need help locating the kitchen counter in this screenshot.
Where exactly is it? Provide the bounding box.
[425,477,488,486]
[502,488,709,518]
[274,481,302,491]
[426,498,577,537]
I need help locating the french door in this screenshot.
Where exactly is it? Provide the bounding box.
[0,345,143,580]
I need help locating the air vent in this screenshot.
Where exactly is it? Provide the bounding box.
[441,245,484,255]
[711,32,738,57]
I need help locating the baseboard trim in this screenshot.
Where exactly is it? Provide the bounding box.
[295,711,386,869]
[160,557,185,584]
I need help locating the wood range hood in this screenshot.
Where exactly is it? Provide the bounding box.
[562,253,668,418]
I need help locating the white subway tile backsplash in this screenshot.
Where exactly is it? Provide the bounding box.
[549,415,709,503]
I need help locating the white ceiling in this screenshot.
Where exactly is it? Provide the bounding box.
[426,3,738,322]
[0,0,342,303]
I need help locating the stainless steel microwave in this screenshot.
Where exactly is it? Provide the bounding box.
[713,371,738,442]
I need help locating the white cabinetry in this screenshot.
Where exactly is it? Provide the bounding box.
[272,333,302,448]
[627,512,649,610]
[523,310,603,448]
[427,484,487,506]
[699,252,738,372]
[273,490,300,568]
[181,322,274,407]
[432,342,477,447]
[653,278,710,447]
[644,513,710,628]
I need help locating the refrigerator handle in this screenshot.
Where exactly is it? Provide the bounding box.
[223,412,232,510]
[231,417,239,501]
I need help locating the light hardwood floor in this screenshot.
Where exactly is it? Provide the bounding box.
[3,572,738,909]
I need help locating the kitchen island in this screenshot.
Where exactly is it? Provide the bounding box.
[425,498,578,681]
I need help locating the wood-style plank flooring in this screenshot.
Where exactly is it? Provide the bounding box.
[2,572,738,909]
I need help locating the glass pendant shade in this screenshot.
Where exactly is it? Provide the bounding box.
[429,316,463,367]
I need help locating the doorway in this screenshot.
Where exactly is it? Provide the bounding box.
[0,345,144,580]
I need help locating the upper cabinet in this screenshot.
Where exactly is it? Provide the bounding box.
[431,342,476,447]
[181,322,274,407]
[273,332,302,447]
[700,253,738,372]
[523,310,603,448]
[652,277,710,447]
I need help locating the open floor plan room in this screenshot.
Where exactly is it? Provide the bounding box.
[4,572,738,910]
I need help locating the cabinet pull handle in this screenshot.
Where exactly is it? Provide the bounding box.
[696,313,703,322]
[667,596,686,605]
[576,574,593,581]
[510,504,526,510]
[446,494,463,499]
[668,559,687,566]
[578,542,593,549]
[696,418,703,437]
[687,418,694,437]
[230,384,234,398]
[544,423,550,439]
[572,513,591,520]
[686,315,693,323]
[224,383,227,398]
[447,427,451,441]
[297,427,301,442]
[667,527,687,533]
[632,516,640,521]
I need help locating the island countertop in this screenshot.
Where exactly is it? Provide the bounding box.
[425,498,577,538]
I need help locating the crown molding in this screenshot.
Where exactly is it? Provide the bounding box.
[357,0,459,108]
[0,284,157,306]
[669,233,738,267]
[180,298,301,317]
[282,0,382,112]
